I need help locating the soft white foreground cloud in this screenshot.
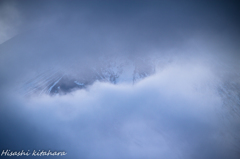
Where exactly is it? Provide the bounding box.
[7,63,236,159]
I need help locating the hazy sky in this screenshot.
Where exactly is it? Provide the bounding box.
[0,0,240,159]
[0,0,240,80]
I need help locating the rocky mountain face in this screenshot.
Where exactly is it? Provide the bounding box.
[19,52,240,119]
[21,56,158,96]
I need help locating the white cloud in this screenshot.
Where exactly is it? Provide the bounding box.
[18,62,239,159]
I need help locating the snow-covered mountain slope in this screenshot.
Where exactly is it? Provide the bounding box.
[20,56,160,96]
[20,54,240,119]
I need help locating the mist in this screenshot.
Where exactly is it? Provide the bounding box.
[0,0,240,159]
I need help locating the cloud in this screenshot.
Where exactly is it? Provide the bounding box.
[0,1,22,44]
[1,62,239,159]
[0,1,240,159]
